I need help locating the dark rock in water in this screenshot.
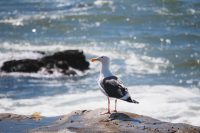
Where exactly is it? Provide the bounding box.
[62,69,77,76]
[42,50,89,71]
[55,61,69,70]
[33,51,45,55]
[1,59,43,73]
[0,50,89,75]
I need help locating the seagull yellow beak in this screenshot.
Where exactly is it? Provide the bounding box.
[90,58,98,62]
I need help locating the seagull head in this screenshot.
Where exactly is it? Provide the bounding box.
[90,56,110,64]
[91,56,113,77]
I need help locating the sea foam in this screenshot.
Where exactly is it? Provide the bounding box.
[0,85,199,126]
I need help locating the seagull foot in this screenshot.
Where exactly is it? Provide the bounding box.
[112,110,117,113]
[100,111,111,115]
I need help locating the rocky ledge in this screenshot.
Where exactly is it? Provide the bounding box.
[0,108,199,133]
[1,50,89,75]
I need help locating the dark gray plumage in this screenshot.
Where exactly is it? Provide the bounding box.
[100,76,139,103]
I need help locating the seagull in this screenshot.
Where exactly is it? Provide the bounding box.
[91,56,139,114]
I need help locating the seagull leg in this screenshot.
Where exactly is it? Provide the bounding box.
[113,99,117,112]
[101,97,111,115]
[108,97,111,113]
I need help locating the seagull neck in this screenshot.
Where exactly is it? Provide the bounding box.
[100,63,113,78]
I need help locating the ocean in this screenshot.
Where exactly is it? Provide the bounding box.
[0,0,200,126]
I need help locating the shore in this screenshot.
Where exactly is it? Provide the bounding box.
[0,108,199,133]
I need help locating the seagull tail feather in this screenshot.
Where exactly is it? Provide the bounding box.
[126,97,139,104]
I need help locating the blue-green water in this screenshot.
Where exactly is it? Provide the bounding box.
[0,0,200,126]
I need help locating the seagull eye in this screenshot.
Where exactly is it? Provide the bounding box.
[101,57,103,58]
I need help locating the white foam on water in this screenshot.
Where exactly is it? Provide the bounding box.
[187,8,200,15]
[0,6,91,26]
[0,18,24,26]
[94,0,113,7]
[119,40,147,49]
[154,7,169,16]
[154,7,183,16]
[0,85,199,126]
[125,53,170,74]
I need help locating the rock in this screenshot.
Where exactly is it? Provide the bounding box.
[0,113,59,133]
[0,113,29,121]
[42,50,89,71]
[1,59,43,73]
[62,69,77,76]
[55,61,69,70]
[1,50,89,75]
[30,108,200,133]
[0,109,199,133]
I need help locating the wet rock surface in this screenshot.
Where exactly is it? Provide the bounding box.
[32,108,200,133]
[0,113,58,133]
[1,50,89,75]
[0,109,199,133]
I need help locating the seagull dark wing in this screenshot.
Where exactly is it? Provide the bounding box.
[100,76,139,104]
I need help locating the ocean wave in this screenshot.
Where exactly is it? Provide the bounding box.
[94,0,113,7]
[0,0,112,27]
[154,8,183,16]
[125,53,170,74]
[0,18,24,26]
